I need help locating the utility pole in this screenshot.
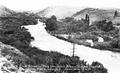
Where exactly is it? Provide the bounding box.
[72,43,75,57]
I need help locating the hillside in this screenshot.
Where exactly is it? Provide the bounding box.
[37,6,83,19]
[0,5,15,16]
[0,42,30,73]
[72,8,120,24]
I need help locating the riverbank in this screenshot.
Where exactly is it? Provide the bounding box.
[52,33,120,53]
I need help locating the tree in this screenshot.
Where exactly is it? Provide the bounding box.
[51,15,57,20]
[80,14,90,32]
[114,10,118,18]
[45,15,57,31]
[105,21,114,32]
[85,14,90,24]
[95,20,114,32]
[66,19,84,33]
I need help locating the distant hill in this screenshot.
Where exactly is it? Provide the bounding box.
[37,6,120,24]
[72,8,120,24]
[37,6,83,19]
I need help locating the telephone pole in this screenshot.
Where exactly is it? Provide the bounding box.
[72,43,75,57]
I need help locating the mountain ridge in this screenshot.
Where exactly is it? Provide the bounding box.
[37,6,83,19]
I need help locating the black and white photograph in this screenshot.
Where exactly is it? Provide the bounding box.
[0,0,120,73]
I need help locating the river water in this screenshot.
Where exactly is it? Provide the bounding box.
[24,20,120,73]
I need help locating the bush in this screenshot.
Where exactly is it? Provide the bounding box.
[78,32,98,42]
[110,38,120,48]
[91,61,108,73]
[93,42,112,49]
[88,25,99,31]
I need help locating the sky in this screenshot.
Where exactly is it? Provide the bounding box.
[0,0,120,11]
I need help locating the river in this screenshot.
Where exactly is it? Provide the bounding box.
[24,20,120,73]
